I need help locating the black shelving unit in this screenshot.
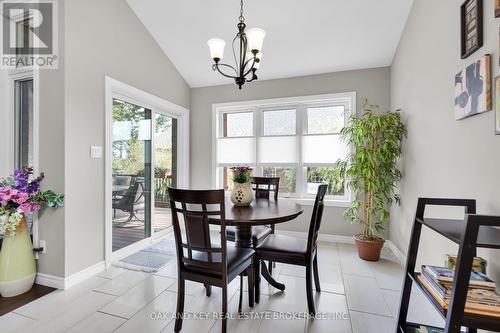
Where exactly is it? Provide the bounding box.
[396,197,500,333]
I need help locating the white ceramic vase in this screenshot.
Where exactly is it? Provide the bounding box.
[0,216,36,297]
[230,182,254,206]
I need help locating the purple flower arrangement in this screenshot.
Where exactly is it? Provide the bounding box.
[0,166,64,236]
[230,165,253,184]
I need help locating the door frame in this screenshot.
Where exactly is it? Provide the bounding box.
[104,76,189,267]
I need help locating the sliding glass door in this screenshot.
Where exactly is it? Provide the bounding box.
[153,113,177,233]
[111,99,152,252]
[110,99,178,253]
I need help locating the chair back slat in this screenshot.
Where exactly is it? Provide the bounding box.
[252,177,280,201]
[168,188,227,279]
[307,184,328,254]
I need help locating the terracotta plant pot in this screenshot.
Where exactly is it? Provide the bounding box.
[353,234,385,262]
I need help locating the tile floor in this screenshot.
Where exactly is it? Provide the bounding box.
[0,238,446,333]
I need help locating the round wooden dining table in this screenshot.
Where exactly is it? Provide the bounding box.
[210,197,303,294]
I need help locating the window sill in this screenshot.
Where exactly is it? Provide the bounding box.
[280,197,351,208]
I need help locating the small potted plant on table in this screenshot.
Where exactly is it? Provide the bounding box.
[340,100,407,261]
[0,166,64,297]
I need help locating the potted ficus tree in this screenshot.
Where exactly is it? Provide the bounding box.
[339,99,407,261]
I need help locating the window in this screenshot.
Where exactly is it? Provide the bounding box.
[214,93,355,203]
[15,78,34,168]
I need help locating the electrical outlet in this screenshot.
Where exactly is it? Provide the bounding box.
[39,240,47,254]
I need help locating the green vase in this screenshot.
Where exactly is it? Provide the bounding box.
[0,216,36,297]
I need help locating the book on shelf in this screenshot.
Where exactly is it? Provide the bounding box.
[417,273,500,318]
[423,265,496,289]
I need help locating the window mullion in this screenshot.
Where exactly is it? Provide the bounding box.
[296,104,306,198]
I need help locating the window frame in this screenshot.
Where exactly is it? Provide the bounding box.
[212,92,356,206]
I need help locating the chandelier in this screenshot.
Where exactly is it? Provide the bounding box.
[207,0,266,89]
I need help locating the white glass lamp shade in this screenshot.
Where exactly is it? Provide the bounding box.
[207,38,225,60]
[246,27,266,52]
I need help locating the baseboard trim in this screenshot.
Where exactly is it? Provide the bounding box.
[35,273,65,289]
[277,230,354,244]
[277,230,407,264]
[36,260,105,290]
[385,240,407,265]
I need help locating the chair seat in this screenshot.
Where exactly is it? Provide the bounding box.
[226,226,272,246]
[184,244,255,277]
[255,234,308,263]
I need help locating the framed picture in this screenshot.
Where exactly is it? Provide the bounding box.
[461,0,483,59]
[496,0,500,18]
[454,54,491,120]
[496,76,500,134]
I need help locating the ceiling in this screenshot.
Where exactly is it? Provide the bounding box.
[127,0,413,88]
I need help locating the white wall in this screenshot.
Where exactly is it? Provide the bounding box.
[0,70,13,178]
[62,0,190,276]
[191,68,391,237]
[391,0,500,286]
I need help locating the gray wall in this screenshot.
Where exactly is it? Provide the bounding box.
[390,0,500,286]
[190,68,390,236]
[37,0,66,277]
[62,0,190,276]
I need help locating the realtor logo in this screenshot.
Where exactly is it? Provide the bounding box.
[1,0,58,69]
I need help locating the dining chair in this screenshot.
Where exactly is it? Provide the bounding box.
[254,184,327,315]
[168,188,255,333]
[226,177,280,272]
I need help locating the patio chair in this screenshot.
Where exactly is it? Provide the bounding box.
[112,180,145,221]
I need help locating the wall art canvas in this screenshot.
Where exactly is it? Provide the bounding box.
[461,0,483,59]
[496,0,500,18]
[496,76,500,134]
[454,54,491,120]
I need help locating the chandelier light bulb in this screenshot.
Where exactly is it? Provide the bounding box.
[207,38,226,61]
[246,27,266,52]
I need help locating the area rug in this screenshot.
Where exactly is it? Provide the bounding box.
[113,238,176,273]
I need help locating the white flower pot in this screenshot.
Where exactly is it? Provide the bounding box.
[230,182,254,206]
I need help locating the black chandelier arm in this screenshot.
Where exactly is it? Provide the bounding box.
[212,62,238,79]
[246,70,258,83]
[232,34,240,73]
[242,57,257,77]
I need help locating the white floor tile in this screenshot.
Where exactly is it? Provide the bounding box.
[20,291,115,333]
[317,242,341,264]
[0,312,37,333]
[13,276,109,319]
[2,240,410,333]
[115,290,192,333]
[97,266,126,279]
[344,274,392,316]
[280,264,306,278]
[305,292,351,333]
[349,311,395,333]
[382,288,445,328]
[337,244,374,277]
[66,312,126,333]
[368,259,405,291]
[100,275,176,319]
[93,270,149,296]
[257,311,306,333]
[265,275,309,313]
[318,263,344,295]
[154,261,178,279]
[209,293,271,333]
